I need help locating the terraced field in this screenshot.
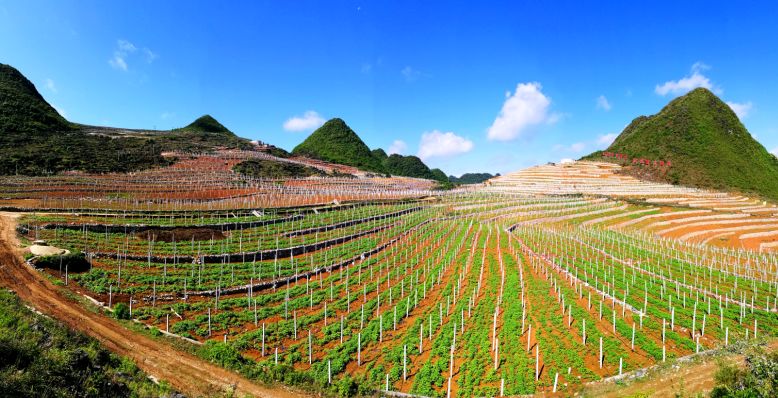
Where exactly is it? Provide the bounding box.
[2,158,776,396]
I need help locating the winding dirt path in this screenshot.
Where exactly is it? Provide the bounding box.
[0,212,305,398]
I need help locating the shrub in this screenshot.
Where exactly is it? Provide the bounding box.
[113,303,131,320]
[34,252,90,272]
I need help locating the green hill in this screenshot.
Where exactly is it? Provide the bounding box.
[430,168,449,183]
[449,173,497,184]
[371,148,388,162]
[0,64,255,175]
[371,146,447,182]
[0,63,73,133]
[292,118,386,173]
[582,88,778,200]
[383,154,437,179]
[163,114,252,152]
[174,114,232,134]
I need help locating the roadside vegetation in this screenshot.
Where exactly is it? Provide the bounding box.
[0,289,174,397]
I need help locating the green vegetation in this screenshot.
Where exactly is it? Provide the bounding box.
[0,63,169,175]
[0,129,171,175]
[292,118,387,173]
[265,145,291,158]
[430,168,448,182]
[34,252,91,273]
[449,172,497,184]
[371,148,448,182]
[0,289,171,397]
[371,148,388,161]
[173,114,232,135]
[0,64,257,175]
[582,88,778,200]
[383,154,436,179]
[113,303,131,320]
[0,63,74,133]
[711,345,778,398]
[233,158,326,178]
[161,114,253,152]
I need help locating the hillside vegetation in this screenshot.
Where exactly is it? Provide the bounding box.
[0,64,253,175]
[0,289,171,397]
[0,63,73,133]
[293,122,449,181]
[159,114,253,152]
[383,153,436,179]
[233,158,326,178]
[583,88,778,200]
[292,118,387,173]
[449,172,497,184]
[174,114,233,134]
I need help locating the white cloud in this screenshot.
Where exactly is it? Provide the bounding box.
[486,82,557,141]
[726,101,753,119]
[596,95,611,111]
[417,130,473,160]
[143,48,158,63]
[771,147,778,156]
[283,111,325,132]
[560,158,575,164]
[109,39,155,71]
[160,111,174,120]
[655,62,719,96]
[401,66,421,82]
[691,61,710,72]
[109,54,128,71]
[387,140,408,155]
[44,78,57,93]
[117,39,136,53]
[596,133,618,146]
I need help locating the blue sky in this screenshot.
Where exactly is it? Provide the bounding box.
[2,1,777,176]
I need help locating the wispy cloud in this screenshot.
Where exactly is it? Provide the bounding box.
[283,110,325,132]
[109,39,156,71]
[44,78,57,93]
[655,62,720,96]
[726,101,753,119]
[401,66,421,82]
[387,140,407,155]
[487,82,559,141]
[596,95,611,111]
[417,130,473,160]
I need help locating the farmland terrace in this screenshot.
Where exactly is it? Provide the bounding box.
[1,157,777,397]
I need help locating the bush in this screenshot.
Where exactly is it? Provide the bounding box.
[711,347,778,397]
[34,252,90,273]
[199,341,247,369]
[113,303,131,320]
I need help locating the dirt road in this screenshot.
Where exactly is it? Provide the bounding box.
[0,212,305,398]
